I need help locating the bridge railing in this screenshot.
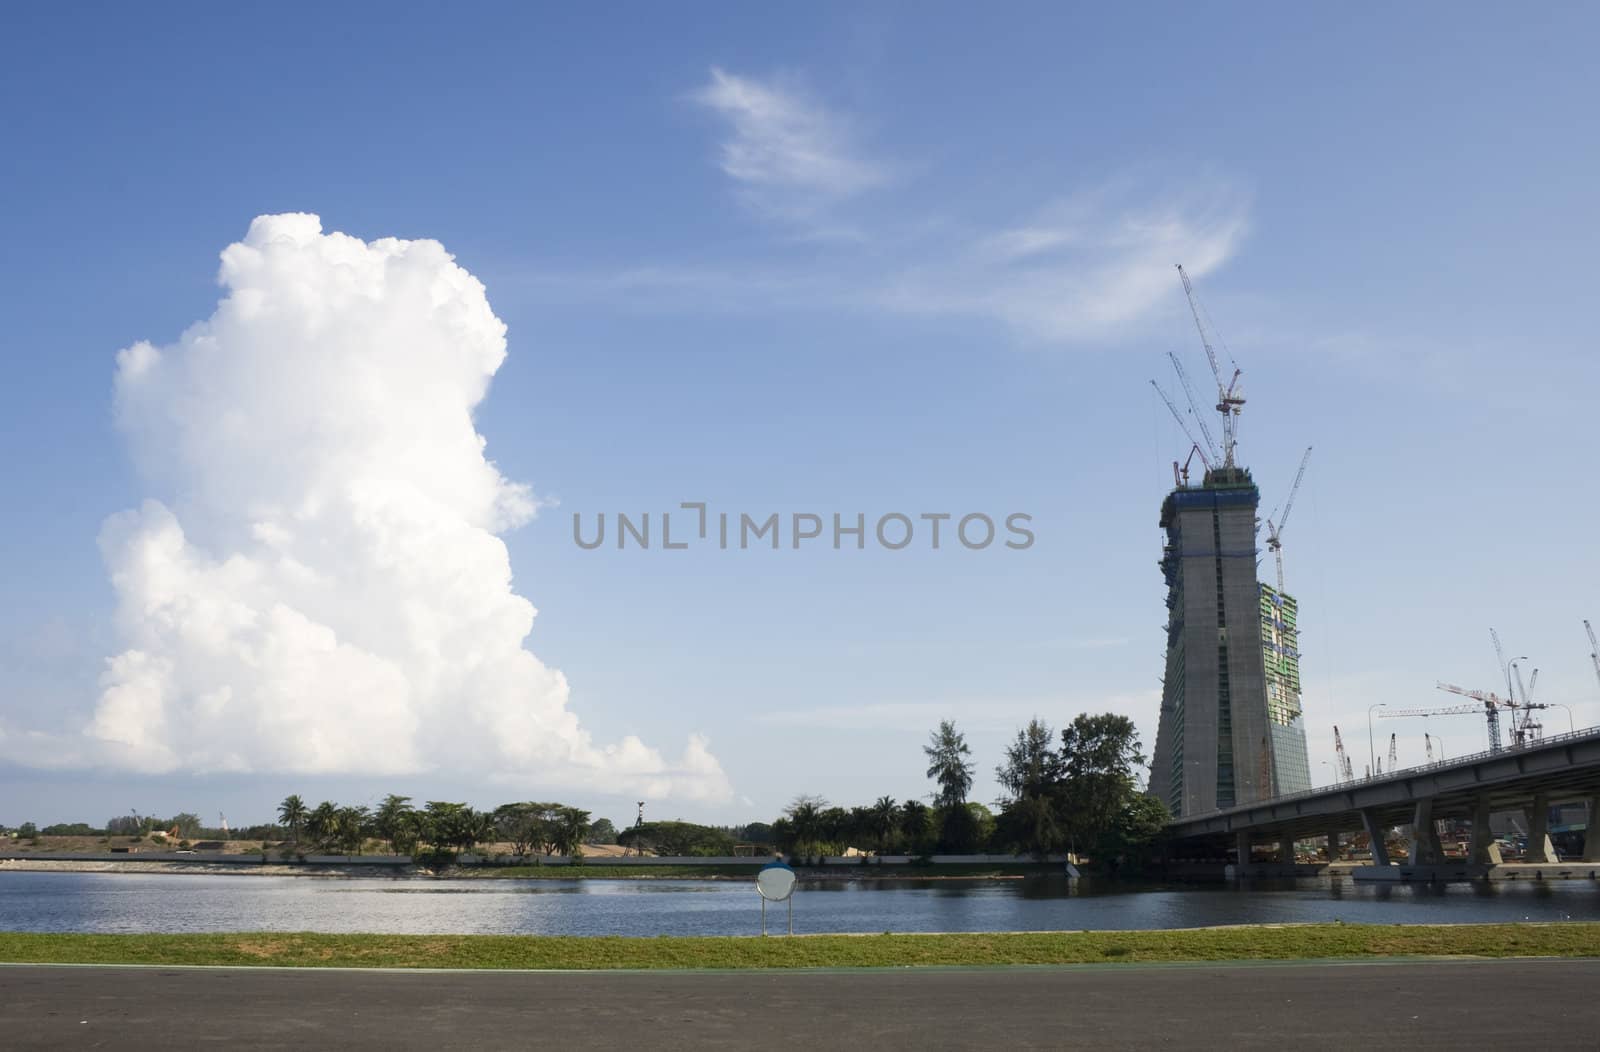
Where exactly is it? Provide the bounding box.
[1182,724,1600,821]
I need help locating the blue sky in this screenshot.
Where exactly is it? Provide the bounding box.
[2,3,1597,827]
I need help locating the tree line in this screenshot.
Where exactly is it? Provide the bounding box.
[6,713,1165,868]
[770,714,1167,867]
[272,796,620,859]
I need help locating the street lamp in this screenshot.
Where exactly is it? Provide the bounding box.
[1508,657,1530,743]
[1547,703,1576,734]
[1504,655,1527,700]
[1367,702,1387,776]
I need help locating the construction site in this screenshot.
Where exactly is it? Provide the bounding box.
[1145,265,1600,876]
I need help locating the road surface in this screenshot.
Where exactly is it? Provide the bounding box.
[2,958,1595,1049]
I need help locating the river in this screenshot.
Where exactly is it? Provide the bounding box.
[2,872,1598,936]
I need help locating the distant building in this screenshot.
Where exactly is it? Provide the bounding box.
[1259,583,1312,796]
[1149,466,1313,818]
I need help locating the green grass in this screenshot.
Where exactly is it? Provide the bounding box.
[0,923,1595,970]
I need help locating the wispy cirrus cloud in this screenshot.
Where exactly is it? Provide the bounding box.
[876,177,1250,343]
[514,69,1251,347]
[511,176,1249,346]
[692,67,889,231]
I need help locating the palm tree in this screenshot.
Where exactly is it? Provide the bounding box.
[871,796,899,853]
[374,795,414,854]
[305,801,338,850]
[899,799,931,854]
[924,720,974,809]
[467,809,496,855]
[335,805,371,855]
[277,795,307,843]
[551,807,591,857]
[784,796,826,858]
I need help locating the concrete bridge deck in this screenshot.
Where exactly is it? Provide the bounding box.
[1164,726,1600,871]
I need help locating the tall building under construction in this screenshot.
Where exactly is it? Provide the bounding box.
[1149,466,1313,817]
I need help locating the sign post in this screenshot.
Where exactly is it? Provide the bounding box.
[755,859,797,936]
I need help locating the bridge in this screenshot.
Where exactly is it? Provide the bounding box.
[1164,726,1600,871]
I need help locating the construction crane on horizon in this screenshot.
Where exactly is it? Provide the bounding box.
[1513,664,1544,743]
[1150,380,1215,484]
[1436,682,1507,752]
[1381,702,1485,720]
[1424,733,1436,763]
[1166,351,1222,466]
[1176,264,1246,469]
[1587,620,1600,694]
[1489,627,1535,746]
[1387,733,1398,773]
[1265,446,1313,592]
[1332,725,1354,781]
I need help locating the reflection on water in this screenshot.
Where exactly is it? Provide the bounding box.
[0,871,1595,936]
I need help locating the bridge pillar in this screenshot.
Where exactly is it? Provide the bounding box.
[1279,834,1295,864]
[1360,809,1390,867]
[1235,831,1253,866]
[1525,793,1556,864]
[1468,795,1494,865]
[1408,799,1437,865]
[1326,830,1341,862]
[1585,796,1600,864]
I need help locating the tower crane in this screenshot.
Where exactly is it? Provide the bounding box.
[1176,264,1245,468]
[1387,733,1397,773]
[1436,682,1506,753]
[1587,620,1600,694]
[1166,351,1221,466]
[1424,734,1436,763]
[1332,725,1354,781]
[1380,702,1483,719]
[1150,380,1215,482]
[1265,446,1313,592]
[1513,664,1543,744]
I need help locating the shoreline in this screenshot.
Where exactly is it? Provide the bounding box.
[0,859,1049,882]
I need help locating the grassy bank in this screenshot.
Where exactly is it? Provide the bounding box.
[1,923,1595,970]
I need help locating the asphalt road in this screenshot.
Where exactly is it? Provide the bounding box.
[2,958,1596,1050]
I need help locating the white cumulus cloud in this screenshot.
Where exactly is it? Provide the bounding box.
[22,213,730,800]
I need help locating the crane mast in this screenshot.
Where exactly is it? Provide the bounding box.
[1150,380,1214,477]
[1332,725,1354,781]
[1387,733,1398,772]
[1265,445,1313,592]
[1175,264,1245,468]
[1436,681,1504,753]
[1166,351,1221,466]
[1587,620,1600,694]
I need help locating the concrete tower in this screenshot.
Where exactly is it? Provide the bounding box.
[1149,466,1313,818]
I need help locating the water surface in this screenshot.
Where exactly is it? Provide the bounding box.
[3,872,1597,936]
